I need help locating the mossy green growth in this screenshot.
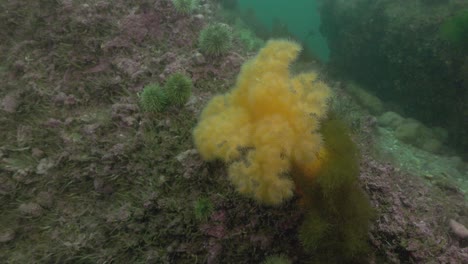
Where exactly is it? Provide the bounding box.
[198,23,232,56]
[236,28,264,52]
[193,197,213,221]
[440,9,468,48]
[298,208,331,252]
[164,73,192,107]
[316,117,360,200]
[171,0,196,15]
[140,73,192,113]
[296,115,374,263]
[262,254,292,264]
[140,83,167,113]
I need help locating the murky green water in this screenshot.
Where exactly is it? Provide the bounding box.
[237,0,330,62]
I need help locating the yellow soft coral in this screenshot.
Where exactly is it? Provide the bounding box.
[193,39,331,205]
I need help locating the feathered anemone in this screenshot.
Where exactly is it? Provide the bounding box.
[193,39,331,205]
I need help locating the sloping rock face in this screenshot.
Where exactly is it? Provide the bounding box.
[319,0,468,159]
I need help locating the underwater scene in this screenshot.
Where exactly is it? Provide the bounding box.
[0,0,467,263]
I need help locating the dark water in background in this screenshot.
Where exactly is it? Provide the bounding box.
[234,0,468,161]
[237,0,330,62]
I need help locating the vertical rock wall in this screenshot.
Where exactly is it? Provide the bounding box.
[320,0,468,159]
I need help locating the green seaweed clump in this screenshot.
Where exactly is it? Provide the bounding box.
[262,254,292,264]
[193,197,213,221]
[139,73,192,113]
[294,116,375,263]
[164,72,192,107]
[440,9,468,48]
[140,83,167,113]
[198,23,233,56]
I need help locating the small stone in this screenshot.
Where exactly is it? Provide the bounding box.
[0,176,15,195]
[82,123,100,135]
[94,178,104,190]
[121,116,136,127]
[16,125,33,146]
[94,178,113,194]
[395,120,423,144]
[0,229,15,243]
[1,93,19,113]
[449,219,468,239]
[194,14,204,20]
[192,52,206,65]
[44,118,63,128]
[31,148,45,159]
[53,92,68,105]
[18,203,44,217]
[378,111,404,129]
[113,58,141,78]
[36,191,54,208]
[64,117,74,125]
[423,174,434,180]
[347,82,383,115]
[176,149,198,162]
[36,158,54,175]
[64,94,77,106]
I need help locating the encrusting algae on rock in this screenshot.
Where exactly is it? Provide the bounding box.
[193,39,331,205]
